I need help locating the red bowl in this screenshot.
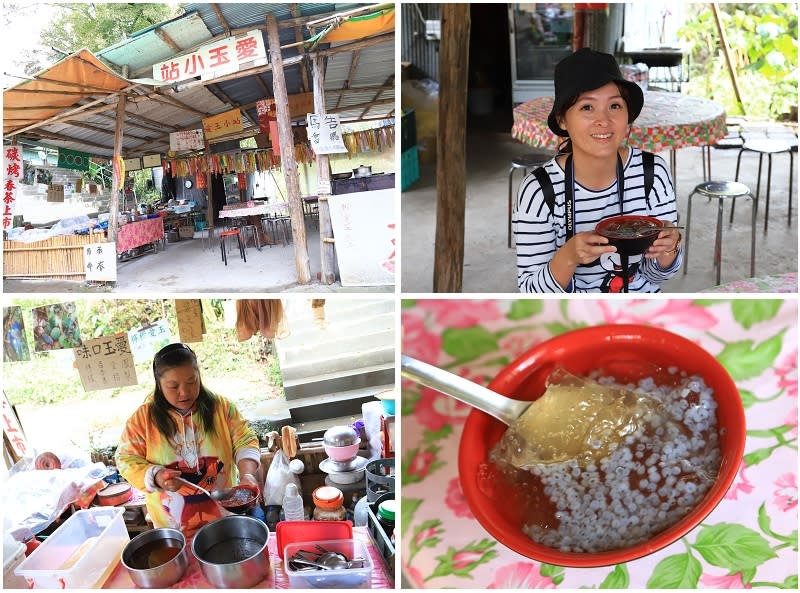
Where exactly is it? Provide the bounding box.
[595,215,664,256]
[458,324,745,567]
[219,484,261,514]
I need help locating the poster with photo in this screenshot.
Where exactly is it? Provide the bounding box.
[31,302,82,352]
[73,334,137,392]
[3,306,31,362]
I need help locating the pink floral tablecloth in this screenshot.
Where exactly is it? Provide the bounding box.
[104,526,392,588]
[401,299,797,589]
[512,92,727,153]
[116,218,164,254]
[700,273,798,294]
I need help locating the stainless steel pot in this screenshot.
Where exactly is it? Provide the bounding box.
[352,165,372,177]
[323,425,359,447]
[191,515,270,588]
[326,468,366,485]
[121,528,189,589]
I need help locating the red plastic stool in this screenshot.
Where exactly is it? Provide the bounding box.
[220,228,246,265]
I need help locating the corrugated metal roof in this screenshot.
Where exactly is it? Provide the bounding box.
[6,3,395,158]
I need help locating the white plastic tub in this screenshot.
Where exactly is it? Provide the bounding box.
[14,507,129,588]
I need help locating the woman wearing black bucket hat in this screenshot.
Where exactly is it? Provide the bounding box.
[515,48,682,293]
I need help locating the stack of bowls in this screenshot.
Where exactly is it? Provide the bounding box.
[320,425,368,485]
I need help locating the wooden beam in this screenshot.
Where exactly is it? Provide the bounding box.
[433,4,470,293]
[312,53,336,285]
[154,27,182,54]
[711,3,745,113]
[361,73,393,119]
[254,74,271,98]
[95,112,175,135]
[327,97,394,115]
[211,3,231,34]
[305,3,394,29]
[336,50,360,109]
[291,4,310,92]
[109,94,126,244]
[5,89,108,97]
[267,13,311,284]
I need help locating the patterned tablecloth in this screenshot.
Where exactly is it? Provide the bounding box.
[401,299,797,589]
[700,273,798,294]
[512,92,727,153]
[116,218,164,254]
[104,526,393,589]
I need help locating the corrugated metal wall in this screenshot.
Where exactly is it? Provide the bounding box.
[401,3,441,81]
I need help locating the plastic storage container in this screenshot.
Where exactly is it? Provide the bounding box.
[15,507,129,589]
[4,534,28,589]
[284,538,373,589]
[275,520,353,559]
[365,492,395,581]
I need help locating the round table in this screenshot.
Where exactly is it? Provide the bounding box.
[401,299,797,589]
[511,92,728,188]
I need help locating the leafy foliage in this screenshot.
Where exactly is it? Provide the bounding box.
[679,4,798,119]
[40,3,180,59]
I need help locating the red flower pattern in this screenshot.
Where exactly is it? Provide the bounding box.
[725,461,754,500]
[417,300,504,329]
[445,477,474,519]
[773,472,797,512]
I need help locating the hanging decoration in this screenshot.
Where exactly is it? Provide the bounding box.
[163,123,394,178]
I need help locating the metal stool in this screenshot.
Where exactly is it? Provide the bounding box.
[219,228,246,265]
[237,224,262,251]
[733,137,795,232]
[684,181,755,286]
[508,152,551,248]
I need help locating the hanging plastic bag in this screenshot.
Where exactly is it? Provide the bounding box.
[263,450,300,507]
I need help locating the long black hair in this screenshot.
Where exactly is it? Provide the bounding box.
[555,82,634,155]
[150,343,217,440]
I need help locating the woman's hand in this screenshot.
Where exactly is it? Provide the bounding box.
[155,468,184,492]
[239,472,259,489]
[645,224,681,262]
[567,231,617,264]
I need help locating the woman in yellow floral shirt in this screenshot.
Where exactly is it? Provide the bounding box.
[116,343,260,535]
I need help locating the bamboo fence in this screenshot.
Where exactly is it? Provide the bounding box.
[3,231,107,280]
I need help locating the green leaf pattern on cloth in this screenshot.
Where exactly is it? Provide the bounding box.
[401,300,797,588]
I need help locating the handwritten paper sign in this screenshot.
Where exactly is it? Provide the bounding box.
[153,30,267,83]
[3,306,31,362]
[127,319,173,363]
[306,113,348,155]
[2,392,29,460]
[3,145,22,230]
[74,334,137,392]
[328,188,395,286]
[170,129,205,152]
[142,154,162,168]
[83,242,117,281]
[175,299,205,343]
[202,109,243,141]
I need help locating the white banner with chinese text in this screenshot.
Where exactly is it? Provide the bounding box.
[306,114,348,155]
[328,189,395,286]
[153,30,266,83]
[3,145,22,230]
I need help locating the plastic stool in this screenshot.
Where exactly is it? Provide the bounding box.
[508,152,552,248]
[684,181,755,286]
[219,228,246,265]
[733,137,794,232]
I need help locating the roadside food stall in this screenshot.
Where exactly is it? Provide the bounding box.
[3,3,396,289]
[3,297,396,588]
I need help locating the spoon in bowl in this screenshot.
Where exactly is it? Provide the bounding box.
[401,355,663,468]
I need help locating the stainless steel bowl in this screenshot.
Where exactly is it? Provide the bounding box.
[121,528,189,589]
[323,425,359,447]
[192,515,270,588]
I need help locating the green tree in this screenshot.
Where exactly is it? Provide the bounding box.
[679,3,798,119]
[40,3,181,59]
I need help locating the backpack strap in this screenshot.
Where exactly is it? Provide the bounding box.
[533,166,556,217]
[641,150,655,207]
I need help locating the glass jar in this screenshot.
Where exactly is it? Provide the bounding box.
[312,486,346,521]
[377,499,396,538]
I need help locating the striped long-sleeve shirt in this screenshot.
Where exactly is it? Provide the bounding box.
[514,148,682,293]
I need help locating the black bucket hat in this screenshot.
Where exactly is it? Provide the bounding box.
[547,47,644,137]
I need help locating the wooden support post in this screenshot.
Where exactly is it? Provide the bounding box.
[108,93,127,243]
[711,3,745,114]
[267,13,311,284]
[312,53,337,285]
[433,4,470,293]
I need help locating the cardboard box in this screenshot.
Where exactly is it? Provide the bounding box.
[178,225,194,239]
[46,184,64,202]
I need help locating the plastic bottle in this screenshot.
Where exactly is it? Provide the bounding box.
[377,499,396,539]
[282,482,305,521]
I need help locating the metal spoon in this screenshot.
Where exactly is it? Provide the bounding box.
[175,477,231,501]
[401,355,528,426]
